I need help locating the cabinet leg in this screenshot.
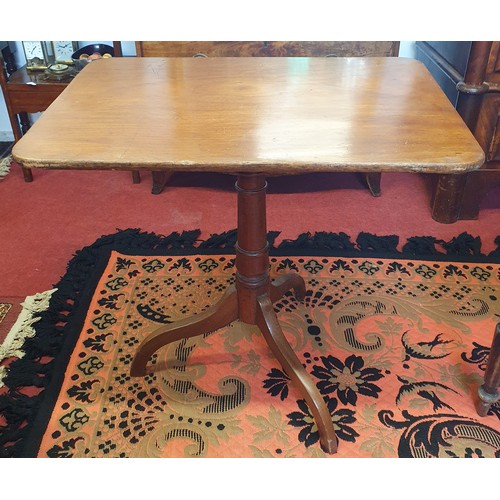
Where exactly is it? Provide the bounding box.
[431,173,467,224]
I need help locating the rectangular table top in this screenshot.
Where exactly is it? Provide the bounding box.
[13,57,484,174]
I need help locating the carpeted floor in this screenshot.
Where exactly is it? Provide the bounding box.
[1,157,499,299]
[1,229,498,458]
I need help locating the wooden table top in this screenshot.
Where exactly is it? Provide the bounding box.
[13,57,484,174]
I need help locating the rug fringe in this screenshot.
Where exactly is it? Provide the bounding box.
[0,289,57,365]
[0,228,499,457]
[275,230,499,260]
[0,155,12,179]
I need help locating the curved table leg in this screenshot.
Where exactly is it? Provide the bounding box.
[269,273,306,303]
[130,285,238,376]
[256,293,338,454]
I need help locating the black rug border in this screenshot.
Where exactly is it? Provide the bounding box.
[1,227,499,458]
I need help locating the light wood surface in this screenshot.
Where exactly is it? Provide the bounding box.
[13,57,484,174]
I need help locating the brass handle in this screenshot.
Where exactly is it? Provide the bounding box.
[456,81,500,95]
[193,53,208,58]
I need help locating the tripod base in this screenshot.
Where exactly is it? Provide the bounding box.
[130,174,338,454]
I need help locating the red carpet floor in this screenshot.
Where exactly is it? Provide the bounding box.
[0,164,498,303]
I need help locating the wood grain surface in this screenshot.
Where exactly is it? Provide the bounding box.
[13,57,485,174]
[135,41,399,58]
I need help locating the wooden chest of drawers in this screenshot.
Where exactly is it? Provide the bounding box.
[417,41,500,222]
[136,41,399,58]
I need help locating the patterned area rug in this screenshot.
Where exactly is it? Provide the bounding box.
[0,229,499,458]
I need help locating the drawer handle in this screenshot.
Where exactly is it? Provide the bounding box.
[193,53,208,58]
[325,54,338,58]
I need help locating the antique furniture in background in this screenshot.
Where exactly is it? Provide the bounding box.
[416,41,500,223]
[135,41,399,58]
[0,42,140,184]
[0,54,72,182]
[12,57,484,453]
[136,41,400,194]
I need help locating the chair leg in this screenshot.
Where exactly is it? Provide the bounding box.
[364,173,381,197]
[131,171,141,184]
[151,171,174,194]
[476,323,500,416]
[22,166,33,182]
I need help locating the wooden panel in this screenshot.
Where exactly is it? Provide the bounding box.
[265,41,399,57]
[486,41,500,82]
[9,91,62,114]
[485,111,500,162]
[489,116,500,162]
[474,95,500,162]
[136,41,399,58]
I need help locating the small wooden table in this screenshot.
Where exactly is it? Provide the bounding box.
[0,63,73,182]
[12,57,484,454]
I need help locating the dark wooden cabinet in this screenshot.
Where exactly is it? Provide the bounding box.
[416,41,500,222]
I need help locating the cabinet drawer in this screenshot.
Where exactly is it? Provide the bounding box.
[136,41,399,58]
[9,89,64,114]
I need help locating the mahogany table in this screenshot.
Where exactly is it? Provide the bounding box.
[12,57,484,454]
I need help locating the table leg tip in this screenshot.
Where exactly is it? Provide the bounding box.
[320,437,338,455]
[475,399,492,417]
[130,362,147,378]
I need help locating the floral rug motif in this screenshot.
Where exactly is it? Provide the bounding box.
[0,298,22,347]
[1,229,499,458]
[0,303,13,327]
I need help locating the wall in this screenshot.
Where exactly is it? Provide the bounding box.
[0,41,415,141]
